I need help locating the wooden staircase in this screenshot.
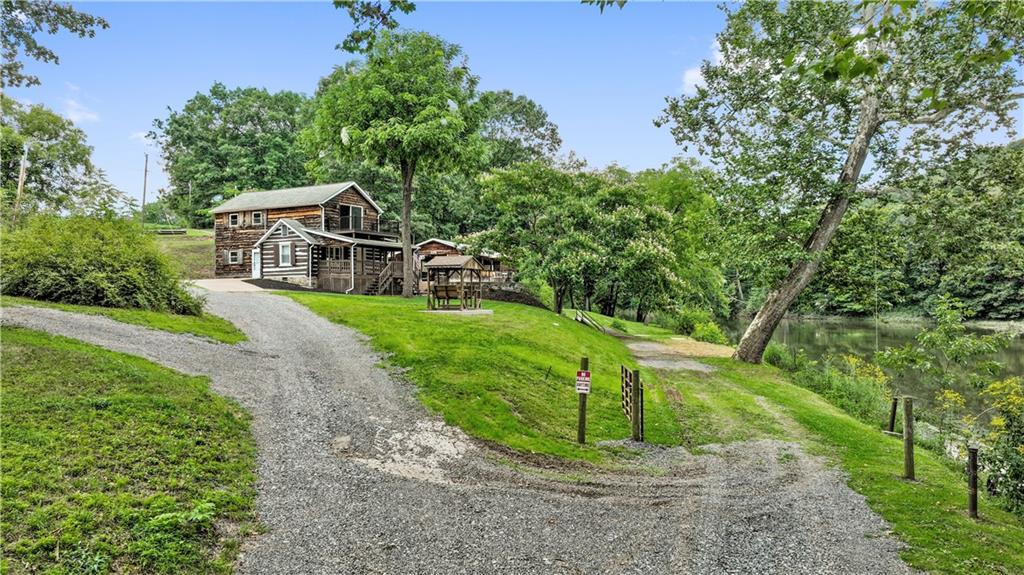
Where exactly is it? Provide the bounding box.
[574,309,607,333]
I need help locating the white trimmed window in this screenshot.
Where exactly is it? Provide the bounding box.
[228,213,240,226]
[251,211,264,226]
[280,225,290,237]
[280,243,292,266]
[228,250,242,264]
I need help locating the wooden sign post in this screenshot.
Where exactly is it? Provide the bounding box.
[620,365,644,442]
[903,397,915,480]
[968,446,979,519]
[576,357,590,444]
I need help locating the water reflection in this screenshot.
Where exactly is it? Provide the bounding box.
[725,317,1024,415]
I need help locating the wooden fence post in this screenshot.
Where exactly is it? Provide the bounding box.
[577,357,589,444]
[903,397,915,480]
[631,368,642,442]
[968,446,979,519]
[888,396,899,433]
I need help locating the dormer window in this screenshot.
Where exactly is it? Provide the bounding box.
[228,213,240,227]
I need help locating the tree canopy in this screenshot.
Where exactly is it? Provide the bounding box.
[655,0,1024,362]
[1,0,109,88]
[150,83,309,227]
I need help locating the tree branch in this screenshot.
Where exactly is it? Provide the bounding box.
[904,92,1024,125]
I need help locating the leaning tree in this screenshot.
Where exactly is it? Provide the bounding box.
[654,0,1023,362]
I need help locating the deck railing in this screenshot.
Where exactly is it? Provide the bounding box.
[318,258,388,276]
[330,216,400,235]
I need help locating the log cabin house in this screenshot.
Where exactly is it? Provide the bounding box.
[211,182,407,294]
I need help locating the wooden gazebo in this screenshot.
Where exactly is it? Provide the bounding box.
[424,255,484,310]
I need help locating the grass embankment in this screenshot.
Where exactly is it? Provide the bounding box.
[1,296,246,344]
[154,229,214,280]
[663,361,1024,575]
[287,294,1022,573]
[1,327,257,574]
[285,293,683,460]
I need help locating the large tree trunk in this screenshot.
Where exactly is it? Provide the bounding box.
[400,160,415,298]
[554,283,565,314]
[734,96,880,363]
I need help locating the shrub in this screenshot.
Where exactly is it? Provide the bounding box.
[2,215,203,315]
[691,321,729,345]
[982,376,1024,515]
[518,276,554,311]
[671,306,712,335]
[609,319,627,332]
[792,355,890,424]
[763,342,813,372]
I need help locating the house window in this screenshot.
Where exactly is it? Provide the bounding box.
[280,243,292,266]
[228,213,240,227]
[280,226,290,237]
[228,250,242,264]
[341,205,364,230]
[251,211,264,226]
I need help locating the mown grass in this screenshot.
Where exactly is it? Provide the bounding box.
[1,295,246,344]
[0,327,257,574]
[154,229,214,280]
[285,293,684,460]
[665,359,1024,575]
[564,308,677,339]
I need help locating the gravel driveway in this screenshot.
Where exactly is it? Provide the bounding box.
[3,293,916,574]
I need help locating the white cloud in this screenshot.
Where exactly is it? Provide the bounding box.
[129,131,148,142]
[64,98,99,123]
[681,41,723,95]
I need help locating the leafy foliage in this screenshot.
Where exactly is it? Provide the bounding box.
[982,376,1024,514]
[333,0,416,53]
[1,0,109,87]
[1,94,100,218]
[150,83,309,227]
[1,215,203,315]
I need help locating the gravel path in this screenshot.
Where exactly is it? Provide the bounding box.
[3,294,916,574]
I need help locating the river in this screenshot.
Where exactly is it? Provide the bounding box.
[724,316,1024,416]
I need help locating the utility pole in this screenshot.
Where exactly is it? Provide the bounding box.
[11,140,31,225]
[140,153,149,225]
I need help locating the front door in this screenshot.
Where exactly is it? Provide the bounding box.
[251,248,261,278]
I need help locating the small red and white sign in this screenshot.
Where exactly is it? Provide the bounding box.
[576,370,591,394]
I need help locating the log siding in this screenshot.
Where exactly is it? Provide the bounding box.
[259,226,312,287]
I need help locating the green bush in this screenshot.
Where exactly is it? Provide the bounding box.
[792,355,890,424]
[983,377,1024,516]
[672,306,713,335]
[2,215,203,315]
[518,276,555,311]
[763,342,813,372]
[610,319,627,332]
[691,321,729,345]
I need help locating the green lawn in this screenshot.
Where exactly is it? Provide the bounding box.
[565,308,677,339]
[1,296,246,344]
[284,293,684,460]
[0,327,257,574]
[287,293,1023,574]
[664,361,1024,575]
[154,229,214,280]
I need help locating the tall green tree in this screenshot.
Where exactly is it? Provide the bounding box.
[1,0,108,88]
[150,83,309,227]
[1,94,95,219]
[302,30,482,297]
[479,90,561,169]
[652,0,1024,362]
[333,0,416,53]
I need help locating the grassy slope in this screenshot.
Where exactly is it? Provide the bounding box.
[154,229,214,280]
[284,293,683,460]
[565,308,676,339]
[665,361,1024,575]
[1,296,246,344]
[1,327,257,574]
[288,294,1023,574]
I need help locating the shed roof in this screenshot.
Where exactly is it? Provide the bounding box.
[211,182,382,214]
[423,255,482,270]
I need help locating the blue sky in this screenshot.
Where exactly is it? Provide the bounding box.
[8,1,1022,205]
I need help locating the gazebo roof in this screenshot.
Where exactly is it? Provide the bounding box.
[423,255,482,270]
